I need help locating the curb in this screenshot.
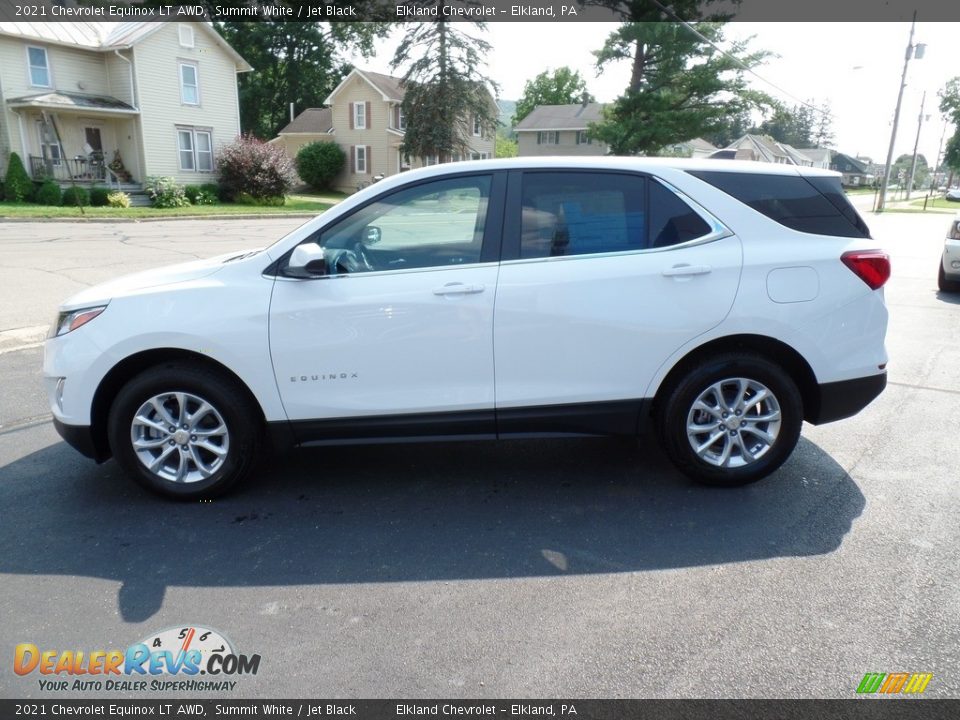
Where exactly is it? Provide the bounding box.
[0,325,49,354]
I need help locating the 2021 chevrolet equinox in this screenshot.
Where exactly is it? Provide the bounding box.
[44,158,889,498]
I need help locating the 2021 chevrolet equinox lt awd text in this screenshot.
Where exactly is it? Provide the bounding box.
[44,158,889,498]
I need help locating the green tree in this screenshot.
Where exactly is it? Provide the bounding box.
[938,77,960,185]
[391,7,499,162]
[755,102,817,147]
[495,135,518,158]
[702,108,752,148]
[891,153,929,188]
[217,14,387,139]
[4,152,34,203]
[590,22,770,156]
[812,102,835,148]
[513,67,594,125]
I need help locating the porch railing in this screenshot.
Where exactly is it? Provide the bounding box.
[29,155,107,183]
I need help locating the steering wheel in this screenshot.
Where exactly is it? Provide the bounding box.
[326,242,374,275]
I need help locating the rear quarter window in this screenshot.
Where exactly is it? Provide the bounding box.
[688,171,870,239]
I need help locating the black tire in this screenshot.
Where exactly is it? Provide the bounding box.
[107,363,262,499]
[938,262,960,293]
[657,352,803,487]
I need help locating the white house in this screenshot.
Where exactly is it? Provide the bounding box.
[0,21,251,188]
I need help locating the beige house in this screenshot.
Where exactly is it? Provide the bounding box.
[515,102,608,157]
[710,135,815,166]
[0,21,250,188]
[273,68,495,193]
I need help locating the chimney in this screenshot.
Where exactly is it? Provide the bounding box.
[581,92,589,108]
[290,103,295,122]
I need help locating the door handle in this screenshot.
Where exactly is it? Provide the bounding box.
[433,282,486,296]
[662,264,713,277]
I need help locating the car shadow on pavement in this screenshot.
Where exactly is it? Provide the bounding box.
[935,289,960,304]
[0,434,864,622]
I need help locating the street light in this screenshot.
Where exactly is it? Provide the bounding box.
[876,12,925,212]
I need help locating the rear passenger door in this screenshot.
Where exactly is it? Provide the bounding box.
[493,170,743,421]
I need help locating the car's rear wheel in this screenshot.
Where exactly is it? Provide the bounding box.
[658,353,802,486]
[107,363,261,499]
[938,262,960,292]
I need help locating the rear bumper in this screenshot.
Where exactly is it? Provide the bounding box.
[806,372,886,425]
[53,417,108,462]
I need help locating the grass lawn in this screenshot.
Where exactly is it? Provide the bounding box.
[907,197,960,211]
[0,194,339,220]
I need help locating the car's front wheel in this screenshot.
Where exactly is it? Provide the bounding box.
[658,353,803,486]
[107,363,262,499]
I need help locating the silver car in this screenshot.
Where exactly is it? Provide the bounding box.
[940,213,960,292]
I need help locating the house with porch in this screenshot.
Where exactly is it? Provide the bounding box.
[273,68,496,193]
[0,21,250,191]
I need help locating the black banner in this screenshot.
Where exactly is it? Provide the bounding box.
[1,700,959,720]
[0,0,958,23]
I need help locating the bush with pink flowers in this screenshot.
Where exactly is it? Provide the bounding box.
[216,134,296,203]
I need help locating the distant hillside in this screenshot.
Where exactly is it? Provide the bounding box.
[497,99,517,138]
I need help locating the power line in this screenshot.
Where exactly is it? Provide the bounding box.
[650,0,827,115]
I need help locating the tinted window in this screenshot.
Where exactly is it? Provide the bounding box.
[649,180,712,247]
[688,171,870,238]
[317,175,491,273]
[520,173,646,258]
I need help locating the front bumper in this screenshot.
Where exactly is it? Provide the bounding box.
[806,371,886,425]
[52,417,109,463]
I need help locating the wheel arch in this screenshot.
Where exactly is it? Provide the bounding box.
[650,334,820,424]
[89,348,267,462]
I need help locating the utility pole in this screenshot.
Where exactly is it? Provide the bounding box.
[877,13,923,212]
[906,91,926,200]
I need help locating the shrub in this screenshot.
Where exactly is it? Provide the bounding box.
[4,152,34,202]
[35,180,62,206]
[62,186,90,207]
[89,186,110,207]
[200,182,221,198]
[184,184,216,205]
[144,176,189,208]
[216,134,295,202]
[295,142,346,191]
[107,191,131,208]
[235,192,285,206]
[0,180,5,201]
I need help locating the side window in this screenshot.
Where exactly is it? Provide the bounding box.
[688,171,869,238]
[317,175,492,274]
[519,172,646,259]
[648,180,712,247]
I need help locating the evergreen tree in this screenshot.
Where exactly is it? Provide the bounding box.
[391,5,498,162]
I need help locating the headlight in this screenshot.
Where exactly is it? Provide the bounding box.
[50,305,107,338]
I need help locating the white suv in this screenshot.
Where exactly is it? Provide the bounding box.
[44,158,889,498]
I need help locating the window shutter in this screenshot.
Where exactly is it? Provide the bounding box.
[349,104,354,130]
[537,132,541,146]
[554,132,560,145]
[365,101,371,129]
[350,145,356,174]
[366,146,371,174]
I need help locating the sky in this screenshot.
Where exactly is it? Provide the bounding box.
[348,21,960,164]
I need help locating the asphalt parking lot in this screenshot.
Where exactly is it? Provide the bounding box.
[0,211,958,699]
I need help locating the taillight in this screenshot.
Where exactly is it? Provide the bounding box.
[841,250,890,290]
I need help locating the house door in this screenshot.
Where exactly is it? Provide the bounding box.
[35,120,63,175]
[84,127,103,154]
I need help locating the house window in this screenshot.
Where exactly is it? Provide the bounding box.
[397,107,406,131]
[355,145,367,174]
[537,131,559,145]
[27,46,51,88]
[470,152,489,161]
[354,102,366,130]
[179,63,200,105]
[473,116,482,137]
[177,127,214,171]
[423,155,437,167]
[179,25,195,48]
[576,131,592,145]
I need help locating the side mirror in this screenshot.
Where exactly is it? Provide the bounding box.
[364,226,382,245]
[284,244,327,278]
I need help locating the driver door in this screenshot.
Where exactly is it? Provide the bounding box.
[269,172,505,432]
